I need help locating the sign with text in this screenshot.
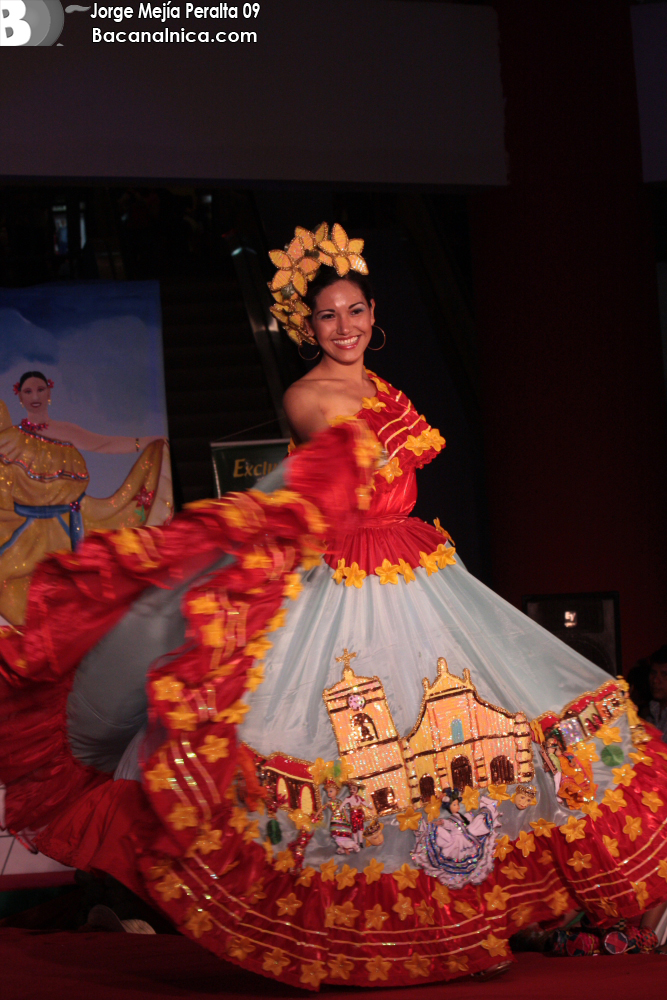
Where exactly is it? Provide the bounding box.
[211,438,289,496]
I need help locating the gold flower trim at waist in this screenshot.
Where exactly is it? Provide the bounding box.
[331,544,456,588]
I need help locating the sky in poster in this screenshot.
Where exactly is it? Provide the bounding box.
[0,280,168,499]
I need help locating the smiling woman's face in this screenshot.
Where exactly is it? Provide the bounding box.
[306,279,375,365]
[19,377,50,418]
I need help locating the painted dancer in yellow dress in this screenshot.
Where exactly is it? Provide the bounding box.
[0,371,172,624]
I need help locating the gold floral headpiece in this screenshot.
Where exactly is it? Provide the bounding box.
[268,222,369,346]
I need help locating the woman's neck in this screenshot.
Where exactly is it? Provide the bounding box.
[316,354,367,383]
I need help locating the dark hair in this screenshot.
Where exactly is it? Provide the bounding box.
[303,266,374,313]
[649,645,667,665]
[18,371,49,390]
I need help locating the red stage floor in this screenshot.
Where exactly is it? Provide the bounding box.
[1,928,665,1000]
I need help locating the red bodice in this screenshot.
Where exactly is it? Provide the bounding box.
[323,373,452,577]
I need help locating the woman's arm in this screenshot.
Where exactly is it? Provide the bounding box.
[283,383,330,444]
[46,421,166,455]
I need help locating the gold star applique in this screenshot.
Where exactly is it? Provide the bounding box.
[483,885,511,911]
[425,795,442,822]
[245,634,273,659]
[334,901,360,928]
[185,824,223,857]
[642,791,663,813]
[547,889,571,917]
[404,953,431,978]
[461,787,479,811]
[228,807,249,835]
[574,741,599,765]
[365,904,389,930]
[215,701,249,725]
[375,559,401,585]
[434,544,456,569]
[602,788,627,813]
[623,815,642,842]
[199,735,229,763]
[343,562,366,589]
[418,550,439,576]
[262,949,290,976]
[516,831,536,857]
[612,764,637,788]
[596,724,622,745]
[453,899,476,920]
[392,863,419,890]
[320,859,337,882]
[415,900,435,925]
[397,558,416,582]
[184,906,213,938]
[276,893,302,917]
[511,903,533,927]
[599,898,619,918]
[363,858,384,884]
[377,456,402,483]
[227,936,255,961]
[447,954,469,974]
[602,834,620,858]
[433,883,451,908]
[145,758,175,793]
[530,817,556,838]
[365,955,392,982]
[299,961,328,988]
[567,851,592,873]
[501,861,527,881]
[283,573,302,600]
[559,816,586,842]
[335,864,357,890]
[168,802,198,831]
[267,607,288,632]
[295,866,316,888]
[273,850,295,873]
[392,894,414,921]
[494,835,514,861]
[632,880,649,909]
[480,933,509,959]
[155,871,183,901]
[188,593,219,617]
[153,675,184,701]
[580,800,603,821]
[396,806,421,832]
[167,703,198,732]
[328,954,354,980]
[245,664,265,693]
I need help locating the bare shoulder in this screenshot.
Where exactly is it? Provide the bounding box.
[283,378,320,415]
[283,377,330,442]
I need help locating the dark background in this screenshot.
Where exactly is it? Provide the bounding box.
[1,0,666,672]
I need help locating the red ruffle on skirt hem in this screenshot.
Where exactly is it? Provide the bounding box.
[1,421,667,991]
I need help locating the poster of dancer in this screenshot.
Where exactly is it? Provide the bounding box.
[0,279,172,890]
[0,280,172,628]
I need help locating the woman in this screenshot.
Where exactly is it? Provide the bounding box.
[0,371,172,624]
[1,224,667,989]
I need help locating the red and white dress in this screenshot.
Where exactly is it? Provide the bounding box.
[0,374,666,990]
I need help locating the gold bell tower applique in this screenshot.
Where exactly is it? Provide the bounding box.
[323,651,534,816]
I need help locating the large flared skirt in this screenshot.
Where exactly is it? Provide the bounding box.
[0,422,666,990]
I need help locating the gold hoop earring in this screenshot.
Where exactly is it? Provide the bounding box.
[298,342,321,361]
[368,325,386,351]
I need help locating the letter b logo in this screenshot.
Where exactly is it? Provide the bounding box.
[0,0,64,45]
